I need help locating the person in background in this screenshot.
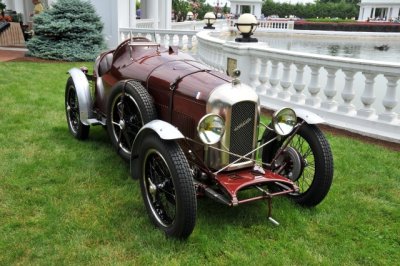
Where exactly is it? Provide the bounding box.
[32,0,44,16]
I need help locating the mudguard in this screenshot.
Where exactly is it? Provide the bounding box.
[130,120,185,179]
[294,108,325,124]
[68,68,92,125]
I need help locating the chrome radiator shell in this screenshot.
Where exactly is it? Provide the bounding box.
[205,83,260,171]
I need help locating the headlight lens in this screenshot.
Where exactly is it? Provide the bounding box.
[272,108,297,136]
[197,114,225,145]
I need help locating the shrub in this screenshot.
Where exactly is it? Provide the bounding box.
[262,0,359,20]
[27,0,106,61]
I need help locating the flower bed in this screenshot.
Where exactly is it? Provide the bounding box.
[294,21,400,32]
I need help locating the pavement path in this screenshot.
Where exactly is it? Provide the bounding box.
[0,47,28,62]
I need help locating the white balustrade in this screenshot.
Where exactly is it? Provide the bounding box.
[119,28,197,53]
[136,19,157,29]
[291,64,306,104]
[380,75,399,123]
[358,72,377,118]
[321,67,338,111]
[256,58,269,94]
[230,19,294,30]
[196,30,400,143]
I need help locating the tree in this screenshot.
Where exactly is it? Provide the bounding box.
[172,0,189,21]
[27,0,105,61]
[0,0,6,12]
[262,0,359,19]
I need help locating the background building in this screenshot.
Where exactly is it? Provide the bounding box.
[358,0,400,21]
[2,0,171,48]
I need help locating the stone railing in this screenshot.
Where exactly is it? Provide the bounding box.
[171,19,294,32]
[171,20,228,31]
[119,28,197,52]
[229,19,295,30]
[197,30,400,143]
[135,19,158,29]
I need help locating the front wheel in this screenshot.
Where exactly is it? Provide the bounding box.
[65,77,89,140]
[262,123,333,207]
[139,134,197,239]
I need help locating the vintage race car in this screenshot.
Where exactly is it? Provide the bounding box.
[65,37,333,238]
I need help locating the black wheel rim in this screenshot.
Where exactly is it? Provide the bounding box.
[287,135,315,194]
[111,93,143,154]
[143,149,176,227]
[66,86,80,134]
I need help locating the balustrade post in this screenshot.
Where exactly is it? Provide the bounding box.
[321,67,338,110]
[306,65,322,107]
[291,64,306,104]
[278,61,292,100]
[379,75,399,123]
[338,70,356,114]
[159,34,166,47]
[266,60,279,97]
[178,35,184,49]
[256,58,269,94]
[249,57,260,88]
[120,32,127,42]
[357,72,377,118]
[187,35,193,50]
[167,34,174,46]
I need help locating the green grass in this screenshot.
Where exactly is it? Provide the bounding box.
[1,61,399,265]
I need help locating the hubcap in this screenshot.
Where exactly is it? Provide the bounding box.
[275,147,303,181]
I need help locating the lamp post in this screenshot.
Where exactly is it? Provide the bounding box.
[203,12,216,29]
[234,13,259,43]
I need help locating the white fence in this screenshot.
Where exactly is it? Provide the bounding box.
[119,28,197,52]
[229,19,295,30]
[135,19,158,29]
[197,30,400,143]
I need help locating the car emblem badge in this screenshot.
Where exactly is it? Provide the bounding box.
[234,117,251,132]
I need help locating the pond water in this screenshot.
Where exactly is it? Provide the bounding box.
[217,31,400,63]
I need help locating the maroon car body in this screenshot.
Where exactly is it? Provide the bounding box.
[65,37,333,238]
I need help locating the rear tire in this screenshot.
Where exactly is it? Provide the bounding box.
[139,134,197,239]
[107,81,156,161]
[65,77,90,140]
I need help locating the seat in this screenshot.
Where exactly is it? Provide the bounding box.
[98,52,113,76]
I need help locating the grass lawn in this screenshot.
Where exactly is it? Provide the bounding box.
[0,61,399,265]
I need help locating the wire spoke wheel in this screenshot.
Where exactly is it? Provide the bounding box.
[139,135,197,239]
[288,134,316,194]
[66,88,80,132]
[144,149,177,226]
[107,81,157,161]
[65,77,89,140]
[111,93,142,153]
[262,123,333,207]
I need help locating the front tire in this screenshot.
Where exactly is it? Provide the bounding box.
[107,81,156,161]
[139,134,197,239]
[262,123,333,207]
[65,77,90,140]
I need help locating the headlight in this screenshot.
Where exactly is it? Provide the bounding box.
[272,108,297,136]
[197,114,225,145]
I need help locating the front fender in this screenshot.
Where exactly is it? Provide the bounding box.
[68,68,92,125]
[294,108,325,124]
[130,120,185,179]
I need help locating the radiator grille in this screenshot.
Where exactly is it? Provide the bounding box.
[229,101,256,163]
